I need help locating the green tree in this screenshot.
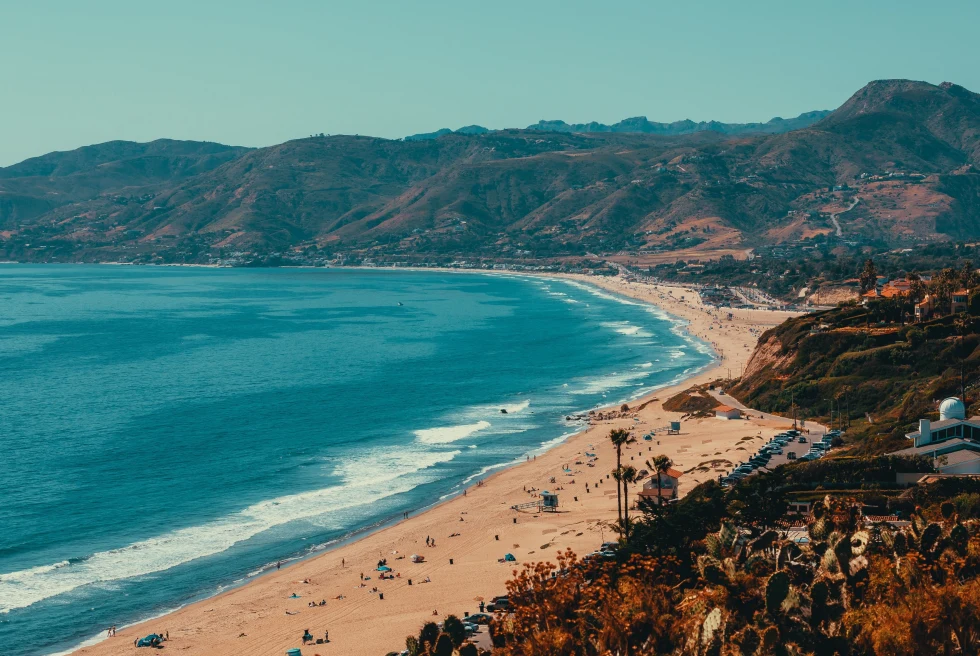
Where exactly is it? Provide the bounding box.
[961,260,979,290]
[932,267,958,315]
[607,429,635,528]
[614,465,639,539]
[859,258,878,294]
[647,455,675,509]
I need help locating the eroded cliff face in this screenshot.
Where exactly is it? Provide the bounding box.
[740,333,793,381]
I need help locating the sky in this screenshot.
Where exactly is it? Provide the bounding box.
[1,0,979,167]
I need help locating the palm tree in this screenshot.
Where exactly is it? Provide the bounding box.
[613,465,638,539]
[646,455,674,508]
[607,428,635,528]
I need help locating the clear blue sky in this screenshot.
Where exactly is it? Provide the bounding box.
[2,0,978,166]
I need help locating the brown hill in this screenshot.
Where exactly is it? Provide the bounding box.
[2,80,980,263]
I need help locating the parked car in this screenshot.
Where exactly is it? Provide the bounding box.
[798,436,808,443]
[467,613,493,625]
[487,596,509,612]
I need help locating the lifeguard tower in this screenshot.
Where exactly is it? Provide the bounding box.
[510,491,559,513]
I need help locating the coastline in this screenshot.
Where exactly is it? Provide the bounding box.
[65,273,800,656]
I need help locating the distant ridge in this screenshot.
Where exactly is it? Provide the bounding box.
[403,110,830,140]
[4,79,980,263]
[404,125,490,141]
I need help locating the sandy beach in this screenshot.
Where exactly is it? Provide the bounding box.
[70,275,799,656]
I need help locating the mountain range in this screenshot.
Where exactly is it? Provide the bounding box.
[403,110,832,141]
[2,79,979,264]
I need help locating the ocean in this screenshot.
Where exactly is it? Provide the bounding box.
[0,266,712,655]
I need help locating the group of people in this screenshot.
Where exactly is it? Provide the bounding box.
[425,535,437,547]
[307,599,327,607]
[301,628,329,645]
[105,626,117,637]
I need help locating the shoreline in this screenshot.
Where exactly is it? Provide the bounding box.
[64,272,799,656]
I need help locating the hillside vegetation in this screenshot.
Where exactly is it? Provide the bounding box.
[732,284,980,455]
[2,80,980,264]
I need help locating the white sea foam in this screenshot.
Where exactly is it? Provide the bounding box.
[571,368,652,395]
[0,448,458,615]
[414,420,491,444]
[499,399,530,414]
[601,321,650,337]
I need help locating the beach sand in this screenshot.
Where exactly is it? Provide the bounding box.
[71,276,798,656]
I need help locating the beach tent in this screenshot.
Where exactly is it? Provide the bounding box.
[136,634,161,648]
[411,554,425,563]
[377,565,391,572]
[504,553,516,562]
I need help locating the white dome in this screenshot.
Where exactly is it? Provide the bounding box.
[939,397,966,421]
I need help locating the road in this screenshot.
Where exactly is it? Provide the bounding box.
[829,198,860,237]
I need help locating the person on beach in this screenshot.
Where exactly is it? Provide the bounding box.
[324,629,329,642]
[277,560,282,570]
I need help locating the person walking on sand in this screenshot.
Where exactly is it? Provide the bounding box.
[277,560,282,571]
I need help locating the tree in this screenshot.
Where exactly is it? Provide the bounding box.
[647,455,674,509]
[932,267,958,315]
[613,465,639,539]
[432,633,454,656]
[442,615,467,648]
[961,259,979,291]
[859,258,878,294]
[418,622,439,652]
[607,429,635,529]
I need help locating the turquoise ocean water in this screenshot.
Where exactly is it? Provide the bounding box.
[0,266,712,655]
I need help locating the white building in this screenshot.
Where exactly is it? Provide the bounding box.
[888,397,980,474]
[714,405,741,420]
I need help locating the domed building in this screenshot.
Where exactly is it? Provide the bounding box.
[890,397,980,475]
[940,397,966,421]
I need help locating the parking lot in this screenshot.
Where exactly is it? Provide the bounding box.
[722,424,834,484]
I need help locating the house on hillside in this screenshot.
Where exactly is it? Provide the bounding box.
[888,397,980,474]
[952,289,969,313]
[638,468,683,505]
[915,294,934,322]
[715,405,741,420]
[862,278,911,303]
